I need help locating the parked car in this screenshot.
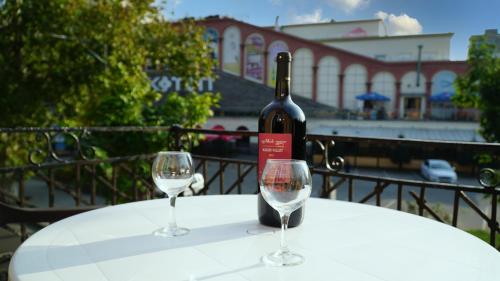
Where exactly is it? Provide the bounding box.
[420,159,458,183]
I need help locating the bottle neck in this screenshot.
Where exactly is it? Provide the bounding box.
[274,60,291,100]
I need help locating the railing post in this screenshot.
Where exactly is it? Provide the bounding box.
[170,124,183,151]
[111,165,118,205]
[237,163,242,194]
[452,190,460,227]
[75,164,81,206]
[478,168,500,248]
[418,186,426,216]
[91,164,97,205]
[397,183,402,211]
[489,193,497,248]
[48,168,55,207]
[348,178,353,202]
[219,160,225,194]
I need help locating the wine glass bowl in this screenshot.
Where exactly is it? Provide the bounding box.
[152,151,194,237]
[260,159,312,266]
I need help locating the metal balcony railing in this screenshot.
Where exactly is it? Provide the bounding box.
[0,126,499,248]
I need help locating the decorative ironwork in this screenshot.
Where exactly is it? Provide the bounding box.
[313,139,344,172]
[1,126,499,249]
[479,168,500,189]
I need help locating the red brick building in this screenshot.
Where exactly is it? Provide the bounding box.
[198,17,469,120]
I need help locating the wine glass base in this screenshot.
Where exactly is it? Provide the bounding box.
[153,227,190,237]
[261,250,304,266]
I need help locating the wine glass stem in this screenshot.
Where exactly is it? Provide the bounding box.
[168,196,177,231]
[279,213,290,254]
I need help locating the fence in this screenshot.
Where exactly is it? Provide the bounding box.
[0,126,499,248]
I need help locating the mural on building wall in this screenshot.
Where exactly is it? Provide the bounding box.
[203,28,219,61]
[244,33,265,82]
[267,41,289,86]
[223,26,241,75]
[431,71,456,95]
[344,27,368,38]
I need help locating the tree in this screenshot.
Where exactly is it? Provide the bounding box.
[0,0,219,164]
[0,0,217,128]
[453,37,500,143]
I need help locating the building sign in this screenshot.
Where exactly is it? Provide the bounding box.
[150,75,213,93]
[223,26,241,75]
[244,33,265,82]
[344,27,368,38]
[204,28,219,60]
[267,41,289,87]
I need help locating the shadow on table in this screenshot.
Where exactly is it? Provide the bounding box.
[182,263,264,281]
[13,220,272,275]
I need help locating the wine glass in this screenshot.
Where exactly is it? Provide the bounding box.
[152,151,194,237]
[260,159,312,266]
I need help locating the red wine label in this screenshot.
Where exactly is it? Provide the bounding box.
[258,133,292,180]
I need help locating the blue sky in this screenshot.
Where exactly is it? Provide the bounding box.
[165,0,500,60]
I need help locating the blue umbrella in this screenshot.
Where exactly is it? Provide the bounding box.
[430,92,454,102]
[356,92,390,101]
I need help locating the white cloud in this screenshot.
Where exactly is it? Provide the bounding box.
[375,11,423,35]
[291,9,328,24]
[172,0,182,7]
[269,0,282,6]
[327,0,369,13]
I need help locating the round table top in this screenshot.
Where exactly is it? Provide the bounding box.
[9,195,500,281]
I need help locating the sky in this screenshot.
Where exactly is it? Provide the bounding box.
[163,0,500,61]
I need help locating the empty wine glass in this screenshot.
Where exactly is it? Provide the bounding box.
[152,151,194,237]
[260,159,312,266]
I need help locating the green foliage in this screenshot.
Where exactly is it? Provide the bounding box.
[466,229,500,250]
[0,1,219,201]
[0,0,217,128]
[453,37,500,142]
[0,0,219,158]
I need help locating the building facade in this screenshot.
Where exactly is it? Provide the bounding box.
[470,29,500,57]
[198,17,468,120]
[280,20,452,62]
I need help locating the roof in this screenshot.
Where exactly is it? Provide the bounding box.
[315,33,454,43]
[277,18,383,29]
[198,17,466,65]
[213,71,337,117]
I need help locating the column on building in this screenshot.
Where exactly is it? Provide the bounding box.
[425,81,433,118]
[218,36,224,70]
[338,74,345,110]
[239,43,245,78]
[312,65,318,101]
[395,81,401,118]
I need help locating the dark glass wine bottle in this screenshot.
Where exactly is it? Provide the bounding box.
[257,52,306,227]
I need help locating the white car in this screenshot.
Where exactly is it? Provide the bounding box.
[420,159,458,184]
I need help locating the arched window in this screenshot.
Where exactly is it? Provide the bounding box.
[292,48,313,99]
[372,72,396,113]
[203,28,219,61]
[222,26,241,75]
[343,64,367,110]
[267,41,289,87]
[317,56,340,107]
[432,70,456,95]
[244,33,265,83]
[400,71,426,94]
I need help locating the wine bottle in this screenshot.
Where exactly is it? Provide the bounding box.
[258,52,306,227]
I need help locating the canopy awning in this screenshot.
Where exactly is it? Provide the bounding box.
[430,92,454,102]
[356,92,390,101]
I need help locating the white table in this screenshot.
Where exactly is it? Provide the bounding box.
[9,195,500,281]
